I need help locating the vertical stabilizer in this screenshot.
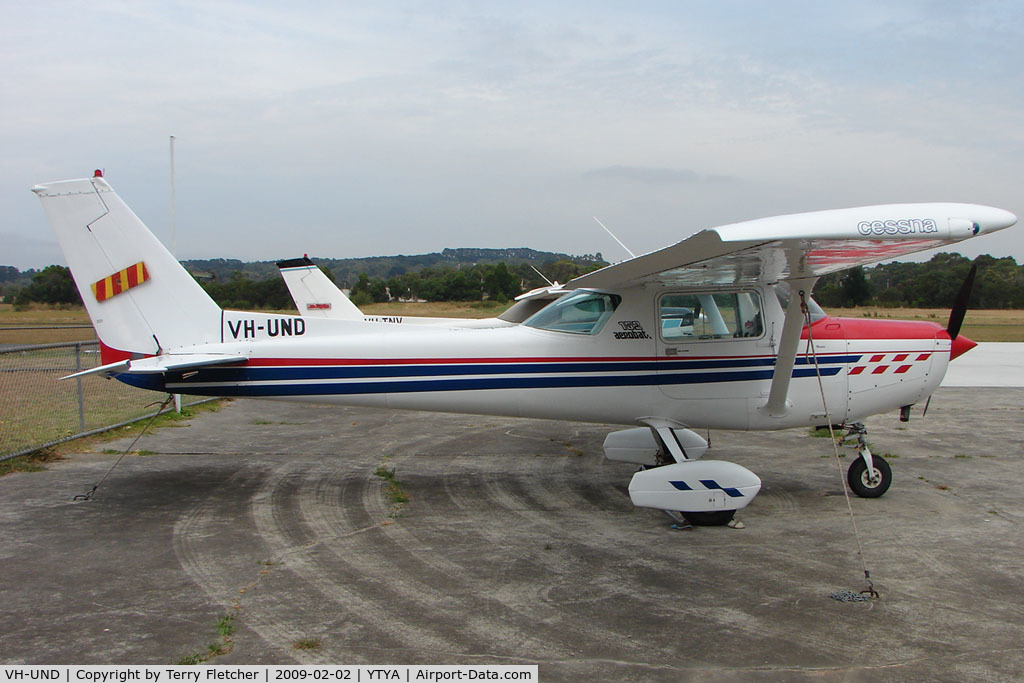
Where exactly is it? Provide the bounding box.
[32,175,221,356]
[277,256,364,320]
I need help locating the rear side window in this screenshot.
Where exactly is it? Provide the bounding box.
[660,292,763,340]
[524,291,620,335]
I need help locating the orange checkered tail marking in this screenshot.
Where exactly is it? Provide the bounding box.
[91,262,150,303]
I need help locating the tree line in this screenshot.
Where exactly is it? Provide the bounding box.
[3,259,603,310]
[347,260,600,306]
[813,253,1024,308]
[6,252,1024,311]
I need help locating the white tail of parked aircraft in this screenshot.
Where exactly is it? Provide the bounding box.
[276,254,565,327]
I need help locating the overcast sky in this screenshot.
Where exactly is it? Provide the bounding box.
[3,1,1023,269]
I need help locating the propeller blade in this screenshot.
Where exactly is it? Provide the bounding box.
[946,263,977,341]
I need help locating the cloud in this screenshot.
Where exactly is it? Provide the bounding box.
[4,2,1024,267]
[0,233,64,270]
[583,165,737,186]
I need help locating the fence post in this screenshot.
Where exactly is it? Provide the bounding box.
[75,342,86,432]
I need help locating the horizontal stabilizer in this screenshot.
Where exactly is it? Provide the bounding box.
[61,353,247,380]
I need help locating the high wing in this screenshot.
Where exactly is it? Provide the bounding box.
[564,203,1017,290]
[565,203,1016,419]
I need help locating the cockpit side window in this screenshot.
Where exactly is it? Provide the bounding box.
[660,291,764,341]
[523,291,621,335]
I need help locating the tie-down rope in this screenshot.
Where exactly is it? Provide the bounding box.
[797,291,878,601]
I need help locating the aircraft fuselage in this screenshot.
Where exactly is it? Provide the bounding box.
[116,283,950,432]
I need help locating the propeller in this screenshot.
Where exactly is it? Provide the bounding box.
[945,263,977,341]
[924,263,980,418]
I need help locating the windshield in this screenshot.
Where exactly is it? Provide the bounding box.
[523,291,620,335]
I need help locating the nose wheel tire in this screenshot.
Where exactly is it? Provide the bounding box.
[847,454,892,498]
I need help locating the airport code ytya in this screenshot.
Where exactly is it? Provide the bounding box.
[0,667,537,683]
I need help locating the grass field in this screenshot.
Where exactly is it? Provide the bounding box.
[0,340,216,458]
[0,304,96,345]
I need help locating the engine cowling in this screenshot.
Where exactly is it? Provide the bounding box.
[628,460,761,512]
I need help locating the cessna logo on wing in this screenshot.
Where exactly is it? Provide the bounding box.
[857,218,939,236]
[615,320,650,340]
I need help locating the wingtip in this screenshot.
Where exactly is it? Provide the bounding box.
[972,206,1017,235]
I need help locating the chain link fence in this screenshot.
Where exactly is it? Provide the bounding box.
[1,340,211,461]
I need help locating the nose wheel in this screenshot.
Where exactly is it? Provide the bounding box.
[840,422,893,498]
[846,451,892,498]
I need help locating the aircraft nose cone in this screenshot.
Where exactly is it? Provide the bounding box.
[971,206,1017,235]
[950,334,977,361]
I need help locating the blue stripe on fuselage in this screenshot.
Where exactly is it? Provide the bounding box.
[166,354,860,383]
[114,355,853,397]
[143,366,842,397]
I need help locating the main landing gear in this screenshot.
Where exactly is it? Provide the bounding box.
[604,423,762,526]
[841,422,892,498]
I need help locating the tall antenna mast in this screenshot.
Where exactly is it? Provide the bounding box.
[169,135,181,414]
[169,135,177,257]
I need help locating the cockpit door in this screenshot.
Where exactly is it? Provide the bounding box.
[655,290,768,401]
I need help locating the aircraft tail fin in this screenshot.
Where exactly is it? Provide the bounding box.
[277,255,364,320]
[32,173,222,360]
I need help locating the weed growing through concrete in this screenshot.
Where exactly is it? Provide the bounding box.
[293,637,322,650]
[177,614,237,665]
[561,441,585,457]
[101,448,155,456]
[217,614,236,637]
[374,460,409,517]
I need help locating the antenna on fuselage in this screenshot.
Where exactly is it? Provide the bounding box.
[593,216,636,260]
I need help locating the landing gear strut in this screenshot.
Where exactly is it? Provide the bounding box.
[618,422,760,526]
[842,422,892,498]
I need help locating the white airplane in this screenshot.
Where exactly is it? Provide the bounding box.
[34,171,1016,525]
[276,255,564,326]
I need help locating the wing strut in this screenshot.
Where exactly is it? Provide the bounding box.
[760,277,818,417]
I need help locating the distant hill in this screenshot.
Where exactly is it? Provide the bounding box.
[182,247,605,287]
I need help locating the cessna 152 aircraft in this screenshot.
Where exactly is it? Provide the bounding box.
[276,254,564,326]
[33,171,1016,525]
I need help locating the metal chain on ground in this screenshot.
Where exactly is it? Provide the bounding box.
[73,394,175,501]
[797,291,878,600]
